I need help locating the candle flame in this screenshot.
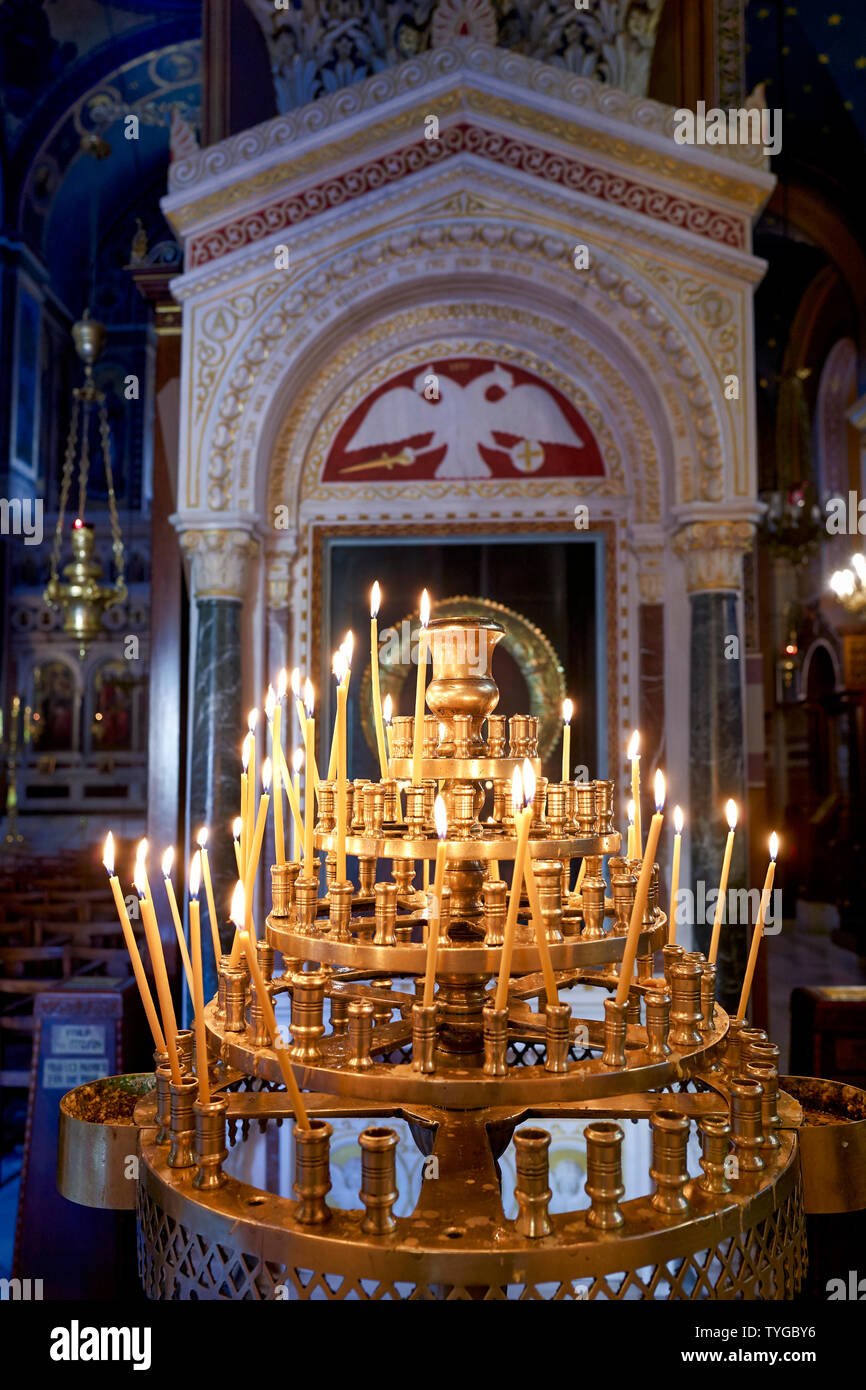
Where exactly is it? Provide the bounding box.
[264,684,276,722]
[627,730,640,761]
[262,756,272,792]
[419,588,430,628]
[511,766,523,813]
[229,880,245,928]
[248,708,258,734]
[769,831,779,861]
[654,769,666,812]
[627,798,635,826]
[232,816,242,841]
[334,650,348,684]
[189,850,202,899]
[383,693,393,725]
[341,630,354,668]
[673,805,684,835]
[103,831,114,875]
[292,747,304,773]
[370,580,381,618]
[291,668,300,697]
[135,837,148,867]
[522,758,536,807]
[133,862,147,900]
[161,846,174,878]
[196,826,208,848]
[562,697,573,724]
[726,798,738,830]
[304,678,314,717]
[277,667,288,699]
[434,793,448,840]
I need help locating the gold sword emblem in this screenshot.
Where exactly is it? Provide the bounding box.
[338,451,415,476]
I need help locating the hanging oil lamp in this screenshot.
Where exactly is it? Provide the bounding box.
[43,312,126,657]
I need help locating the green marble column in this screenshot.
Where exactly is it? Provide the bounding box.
[675,521,755,1012]
[190,598,243,997]
[688,590,748,1010]
[181,527,259,1000]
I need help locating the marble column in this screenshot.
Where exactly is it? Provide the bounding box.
[181,526,260,998]
[673,520,755,1011]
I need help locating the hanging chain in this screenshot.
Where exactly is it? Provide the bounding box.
[49,392,81,585]
[76,396,92,522]
[98,395,126,592]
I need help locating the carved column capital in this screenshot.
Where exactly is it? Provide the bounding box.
[178,526,260,601]
[672,520,755,595]
[265,543,297,612]
[629,526,666,604]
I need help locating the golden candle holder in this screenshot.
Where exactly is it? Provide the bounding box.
[88,609,859,1300]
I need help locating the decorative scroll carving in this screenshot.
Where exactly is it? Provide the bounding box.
[167,40,765,196]
[180,528,260,601]
[672,521,755,594]
[243,0,665,116]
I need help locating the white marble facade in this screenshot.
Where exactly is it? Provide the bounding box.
[164,39,772,894]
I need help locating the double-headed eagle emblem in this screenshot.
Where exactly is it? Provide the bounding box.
[339,364,584,479]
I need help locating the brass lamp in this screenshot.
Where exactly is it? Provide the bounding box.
[43,313,126,655]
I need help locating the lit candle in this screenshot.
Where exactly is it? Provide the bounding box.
[135,837,153,904]
[668,805,684,945]
[232,817,243,878]
[228,880,245,967]
[240,733,251,872]
[243,757,272,938]
[294,670,320,799]
[423,795,449,1008]
[188,851,210,1105]
[495,768,530,1013]
[246,710,258,863]
[627,799,636,860]
[708,799,738,966]
[370,582,390,781]
[561,698,573,783]
[161,846,194,1003]
[235,910,309,1127]
[335,650,349,883]
[520,761,558,1006]
[291,668,303,741]
[303,680,316,879]
[272,671,288,864]
[275,743,304,850]
[412,589,430,785]
[737,832,779,1022]
[628,730,642,858]
[292,749,303,861]
[196,827,222,975]
[327,637,352,781]
[103,833,164,1051]
[616,770,665,1006]
[134,858,181,1084]
[342,630,354,686]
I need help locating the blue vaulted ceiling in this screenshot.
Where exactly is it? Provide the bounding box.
[1,1,201,319]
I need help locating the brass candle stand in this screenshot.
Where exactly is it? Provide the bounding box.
[107,614,817,1296]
